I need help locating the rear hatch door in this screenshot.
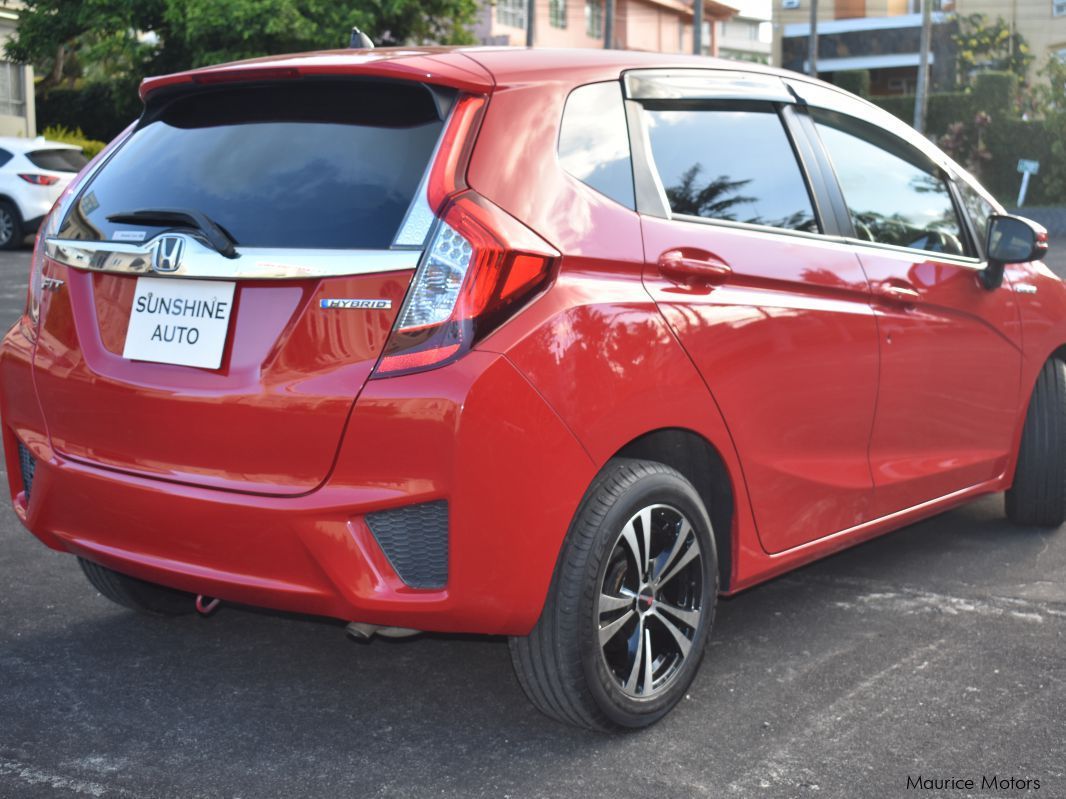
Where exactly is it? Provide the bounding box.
[33,77,457,494]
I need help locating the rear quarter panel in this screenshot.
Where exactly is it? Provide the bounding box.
[467,76,763,591]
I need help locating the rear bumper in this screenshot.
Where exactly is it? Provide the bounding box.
[1,321,595,635]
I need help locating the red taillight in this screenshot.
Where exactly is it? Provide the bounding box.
[373,192,558,378]
[25,122,136,335]
[426,95,486,212]
[19,174,60,186]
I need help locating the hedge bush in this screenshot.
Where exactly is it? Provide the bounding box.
[833,70,870,98]
[871,92,972,135]
[41,125,107,159]
[35,82,140,142]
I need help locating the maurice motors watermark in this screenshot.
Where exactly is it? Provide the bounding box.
[906,774,1041,792]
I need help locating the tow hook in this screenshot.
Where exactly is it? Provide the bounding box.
[195,595,221,616]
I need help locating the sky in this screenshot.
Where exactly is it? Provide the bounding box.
[728,0,772,21]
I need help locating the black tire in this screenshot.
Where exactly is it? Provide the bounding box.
[510,458,718,731]
[78,558,196,616]
[0,200,23,251]
[1006,358,1066,527]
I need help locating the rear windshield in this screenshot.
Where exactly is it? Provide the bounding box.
[28,148,88,172]
[59,81,445,249]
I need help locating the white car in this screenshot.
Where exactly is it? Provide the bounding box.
[0,136,88,249]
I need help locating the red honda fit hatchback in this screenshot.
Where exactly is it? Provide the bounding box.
[3,47,1064,730]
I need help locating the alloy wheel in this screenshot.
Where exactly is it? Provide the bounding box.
[596,503,704,698]
[0,209,12,246]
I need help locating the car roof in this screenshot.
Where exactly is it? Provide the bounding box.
[139,46,968,189]
[0,136,81,153]
[140,45,819,98]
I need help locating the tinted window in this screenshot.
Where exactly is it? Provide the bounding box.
[644,108,817,232]
[27,148,88,172]
[0,148,11,168]
[60,81,443,249]
[812,109,968,257]
[559,82,634,209]
[956,179,995,256]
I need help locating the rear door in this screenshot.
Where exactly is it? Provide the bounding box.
[802,102,1023,516]
[33,79,452,495]
[627,71,881,554]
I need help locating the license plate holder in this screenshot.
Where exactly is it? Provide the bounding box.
[123,277,236,369]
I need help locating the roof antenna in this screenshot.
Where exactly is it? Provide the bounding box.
[349,27,375,49]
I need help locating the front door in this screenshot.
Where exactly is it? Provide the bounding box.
[807,107,1023,517]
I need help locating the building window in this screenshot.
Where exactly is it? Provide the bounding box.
[586,0,603,38]
[0,62,25,118]
[496,0,527,29]
[550,0,568,28]
[1055,0,1066,17]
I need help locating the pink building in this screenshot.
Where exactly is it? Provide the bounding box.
[474,0,738,56]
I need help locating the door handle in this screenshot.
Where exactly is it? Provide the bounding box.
[658,248,732,284]
[878,281,921,302]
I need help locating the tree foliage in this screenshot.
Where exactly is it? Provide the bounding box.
[1028,56,1066,202]
[952,13,1033,86]
[6,0,479,91]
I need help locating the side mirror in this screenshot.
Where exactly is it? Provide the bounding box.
[980,214,1049,290]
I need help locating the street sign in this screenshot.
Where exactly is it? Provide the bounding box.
[1017,160,1040,207]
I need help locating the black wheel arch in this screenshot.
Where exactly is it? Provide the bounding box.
[612,427,734,592]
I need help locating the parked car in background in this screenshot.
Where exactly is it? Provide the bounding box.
[0,137,88,250]
[2,48,1064,731]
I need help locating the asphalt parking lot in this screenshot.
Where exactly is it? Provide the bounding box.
[0,245,1064,799]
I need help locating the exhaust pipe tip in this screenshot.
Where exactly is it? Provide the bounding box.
[345,622,421,641]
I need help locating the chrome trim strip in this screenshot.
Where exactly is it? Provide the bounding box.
[45,236,421,280]
[843,237,986,269]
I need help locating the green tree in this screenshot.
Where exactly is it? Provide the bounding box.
[952,13,1033,86]
[1029,57,1066,200]
[6,0,479,87]
[7,0,478,138]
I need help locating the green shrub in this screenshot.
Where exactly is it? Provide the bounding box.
[41,125,107,159]
[972,71,1018,115]
[35,81,141,143]
[871,92,973,136]
[983,118,1054,205]
[833,70,870,98]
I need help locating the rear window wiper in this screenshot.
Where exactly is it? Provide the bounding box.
[107,208,239,259]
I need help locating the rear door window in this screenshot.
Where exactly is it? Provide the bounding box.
[27,148,88,172]
[59,81,445,250]
[643,107,818,233]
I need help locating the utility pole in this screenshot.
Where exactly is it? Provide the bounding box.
[914,0,933,133]
[525,0,534,46]
[693,0,703,55]
[807,0,818,76]
[604,0,615,49]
